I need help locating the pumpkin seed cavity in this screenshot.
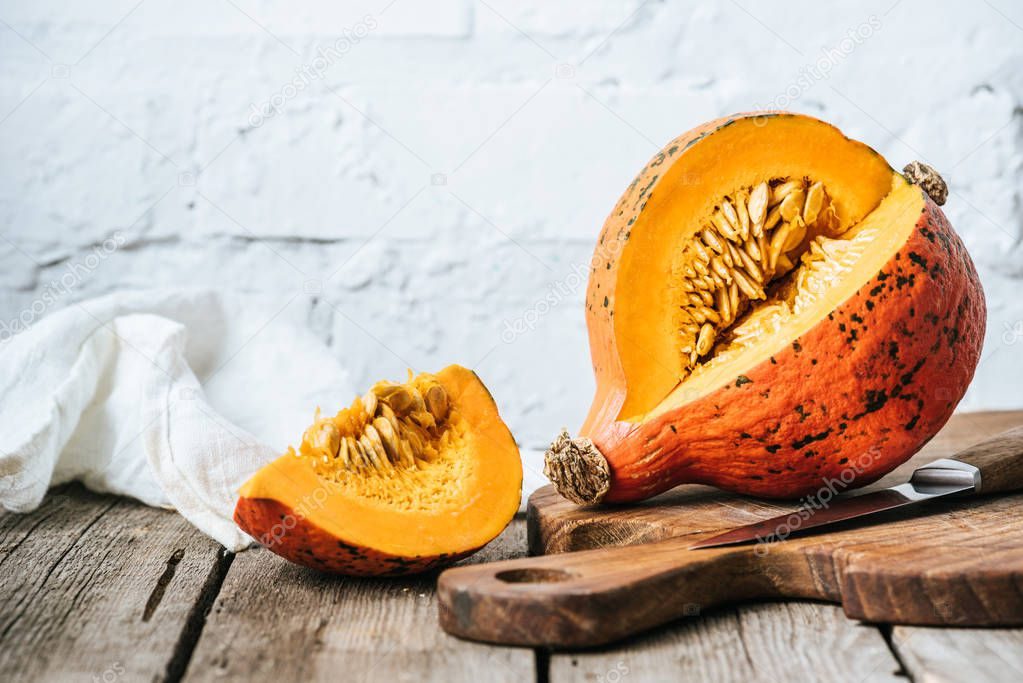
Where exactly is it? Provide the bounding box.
[292,372,469,510]
[675,177,872,379]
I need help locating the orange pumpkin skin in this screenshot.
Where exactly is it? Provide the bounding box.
[585,192,985,501]
[234,498,475,576]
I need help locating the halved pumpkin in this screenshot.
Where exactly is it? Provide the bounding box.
[545,112,985,503]
[234,365,522,575]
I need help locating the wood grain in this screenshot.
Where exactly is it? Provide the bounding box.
[183,518,534,682]
[890,625,1023,683]
[5,417,1021,680]
[549,603,903,683]
[0,484,227,682]
[439,412,1023,647]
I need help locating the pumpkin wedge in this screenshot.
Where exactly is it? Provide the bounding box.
[235,365,522,575]
[545,112,985,504]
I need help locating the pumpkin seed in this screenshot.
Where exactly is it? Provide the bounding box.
[743,239,761,265]
[362,390,378,417]
[782,221,807,251]
[771,179,802,203]
[726,241,744,266]
[721,199,740,232]
[376,384,413,416]
[360,432,387,470]
[696,323,716,356]
[398,438,417,468]
[770,221,793,254]
[748,182,769,227]
[693,239,712,262]
[712,212,739,241]
[732,268,764,300]
[425,384,449,422]
[348,436,367,468]
[803,182,825,224]
[702,229,725,254]
[404,429,424,455]
[336,435,351,468]
[700,307,721,325]
[716,286,731,323]
[736,190,751,239]
[736,248,763,283]
[711,258,731,282]
[779,189,805,222]
[312,422,341,457]
[379,403,400,432]
[373,417,400,462]
[407,386,427,415]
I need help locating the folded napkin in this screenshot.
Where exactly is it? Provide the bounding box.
[0,290,546,551]
[0,289,362,550]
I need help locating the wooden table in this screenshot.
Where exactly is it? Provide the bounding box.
[3,412,1023,682]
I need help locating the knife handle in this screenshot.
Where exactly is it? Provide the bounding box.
[950,425,1023,494]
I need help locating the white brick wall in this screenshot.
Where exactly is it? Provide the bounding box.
[2,0,1021,448]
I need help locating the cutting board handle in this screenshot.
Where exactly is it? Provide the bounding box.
[437,536,788,647]
[949,425,1023,494]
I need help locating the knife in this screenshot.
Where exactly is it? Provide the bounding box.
[690,458,975,549]
[691,425,1023,549]
[437,425,1023,647]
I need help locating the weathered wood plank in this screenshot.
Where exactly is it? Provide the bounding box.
[183,518,534,682]
[550,602,902,683]
[891,625,1023,683]
[0,484,227,683]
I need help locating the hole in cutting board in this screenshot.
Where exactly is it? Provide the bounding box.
[495,568,577,583]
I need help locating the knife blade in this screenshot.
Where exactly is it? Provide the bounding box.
[689,456,982,550]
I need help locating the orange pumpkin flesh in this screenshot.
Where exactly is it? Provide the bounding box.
[546,113,985,504]
[234,365,522,575]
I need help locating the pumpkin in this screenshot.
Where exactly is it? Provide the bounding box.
[234,365,522,575]
[545,112,985,504]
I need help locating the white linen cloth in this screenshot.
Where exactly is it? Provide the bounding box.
[0,290,545,551]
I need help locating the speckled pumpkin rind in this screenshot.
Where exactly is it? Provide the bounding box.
[590,186,985,501]
[569,111,986,502]
[234,497,476,576]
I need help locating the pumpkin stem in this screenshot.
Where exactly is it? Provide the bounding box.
[902,161,948,206]
[543,429,611,505]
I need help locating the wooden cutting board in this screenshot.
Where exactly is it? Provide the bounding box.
[438,411,1023,647]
